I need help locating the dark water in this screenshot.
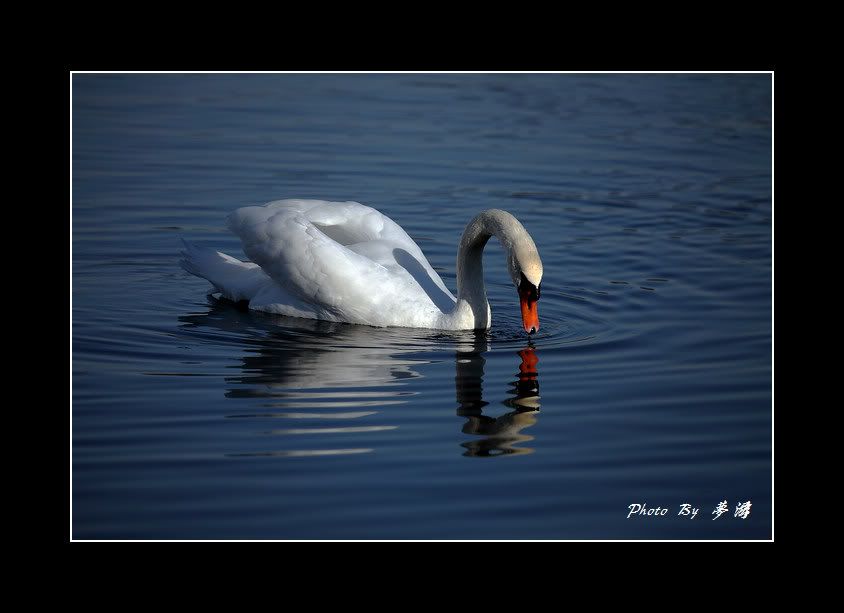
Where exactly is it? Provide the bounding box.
[72,74,772,539]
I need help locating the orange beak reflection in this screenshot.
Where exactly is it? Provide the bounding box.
[519,285,540,334]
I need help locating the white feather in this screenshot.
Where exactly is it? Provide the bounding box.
[182,200,457,328]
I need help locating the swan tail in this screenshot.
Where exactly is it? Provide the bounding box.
[179,239,267,303]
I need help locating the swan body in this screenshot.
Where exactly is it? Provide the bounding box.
[180,200,543,332]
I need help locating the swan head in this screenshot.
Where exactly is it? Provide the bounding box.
[510,240,543,335]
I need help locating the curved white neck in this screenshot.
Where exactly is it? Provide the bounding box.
[448,209,535,329]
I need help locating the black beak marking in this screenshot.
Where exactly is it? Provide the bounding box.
[519,272,540,301]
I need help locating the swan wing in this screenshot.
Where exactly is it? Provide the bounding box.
[227,200,453,326]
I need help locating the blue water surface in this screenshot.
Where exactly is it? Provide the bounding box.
[72,74,772,539]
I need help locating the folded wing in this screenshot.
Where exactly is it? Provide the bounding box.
[227,200,452,326]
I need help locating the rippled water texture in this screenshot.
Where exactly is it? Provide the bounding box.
[72,74,772,539]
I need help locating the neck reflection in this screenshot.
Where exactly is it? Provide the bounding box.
[456,335,541,457]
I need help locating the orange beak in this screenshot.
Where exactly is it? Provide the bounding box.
[519,286,540,334]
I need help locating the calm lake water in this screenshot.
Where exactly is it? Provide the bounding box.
[72,74,772,540]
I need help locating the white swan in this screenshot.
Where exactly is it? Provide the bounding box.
[180,199,543,333]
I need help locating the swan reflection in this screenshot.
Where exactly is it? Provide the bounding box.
[179,298,541,457]
[455,337,540,457]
